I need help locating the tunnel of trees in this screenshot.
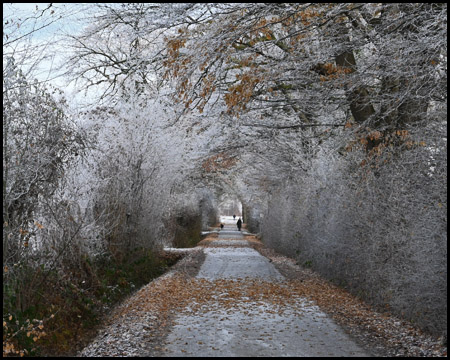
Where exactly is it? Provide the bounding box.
[3,3,447,354]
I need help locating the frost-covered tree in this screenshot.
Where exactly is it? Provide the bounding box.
[3,57,84,264]
[31,2,446,339]
[158,3,447,336]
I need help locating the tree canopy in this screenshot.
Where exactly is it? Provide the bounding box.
[3,4,447,354]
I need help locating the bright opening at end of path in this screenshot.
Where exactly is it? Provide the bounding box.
[218,195,242,222]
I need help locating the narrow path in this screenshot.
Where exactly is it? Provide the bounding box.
[159,223,370,357]
[79,221,445,357]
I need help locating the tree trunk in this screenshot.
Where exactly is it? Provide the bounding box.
[335,51,375,124]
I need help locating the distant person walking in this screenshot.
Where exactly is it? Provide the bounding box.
[220,223,224,229]
[233,214,236,219]
[236,217,242,231]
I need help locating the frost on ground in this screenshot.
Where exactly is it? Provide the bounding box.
[160,280,369,357]
[79,234,447,357]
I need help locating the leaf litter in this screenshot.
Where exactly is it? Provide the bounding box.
[79,235,447,357]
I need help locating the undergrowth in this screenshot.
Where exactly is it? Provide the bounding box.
[172,212,202,248]
[3,247,182,356]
